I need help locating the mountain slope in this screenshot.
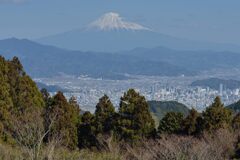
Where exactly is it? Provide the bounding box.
[0,38,194,79]
[2,38,240,79]
[227,100,240,113]
[37,12,240,52]
[124,47,240,71]
[148,101,190,120]
[88,12,150,31]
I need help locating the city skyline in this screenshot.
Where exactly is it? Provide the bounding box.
[36,75,240,112]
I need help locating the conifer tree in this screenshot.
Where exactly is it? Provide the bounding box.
[16,75,44,112]
[7,57,24,109]
[69,95,81,127]
[7,57,44,113]
[182,108,200,135]
[95,95,115,134]
[158,112,183,134]
[78,111,98,148]
[117,89,155,142]
[45,92,80,149]
[0,56,13,136]
[202,96,232,131]
[41,88,52,106]
[0,56,44,142]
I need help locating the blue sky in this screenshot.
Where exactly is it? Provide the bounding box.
[1,0,240,45]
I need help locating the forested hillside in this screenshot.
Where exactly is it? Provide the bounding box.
[0,56,44,141]
[148,101,189,120]
[1,56,240,160]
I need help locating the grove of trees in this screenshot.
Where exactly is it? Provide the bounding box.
[1,56,240,159]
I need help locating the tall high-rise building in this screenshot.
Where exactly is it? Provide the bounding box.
[219,83,223,96]
[151,85,155,100]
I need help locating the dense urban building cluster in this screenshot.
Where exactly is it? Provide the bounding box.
[37,76,240,112]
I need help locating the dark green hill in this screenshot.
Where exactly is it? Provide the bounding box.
[227,100,240,113]
[148,101,190,120]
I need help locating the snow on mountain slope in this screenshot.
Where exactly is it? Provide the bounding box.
[88,12,150,31]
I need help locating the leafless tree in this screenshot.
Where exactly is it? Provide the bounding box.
[11,108,60,160]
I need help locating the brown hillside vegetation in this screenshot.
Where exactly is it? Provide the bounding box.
[0,128,239,160]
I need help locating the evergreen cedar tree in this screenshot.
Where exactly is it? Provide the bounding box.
[202,96,232,131]
[7,57,44,112]
[44,91,80,149]
[158,97,233,135]
[0,56,13,136]
[78,111,98,148]
[1,55,240,151]
[158,112,183,134]
[182,108,200,135]
[78,94,116,148]
[0,56,44,142]
[95,95,115,134]
[117,89,156,142]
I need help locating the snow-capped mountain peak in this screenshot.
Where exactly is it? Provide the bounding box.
[88,12,150,31]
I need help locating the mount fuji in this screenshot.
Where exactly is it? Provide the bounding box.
[37,12,240,52]
[88,12,150,31]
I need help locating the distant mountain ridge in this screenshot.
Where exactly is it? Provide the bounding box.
[0,38,194,79]
[2,38,240,79]
[37,12,240,52]
[124,47,240,72]
[191,78,240,90]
